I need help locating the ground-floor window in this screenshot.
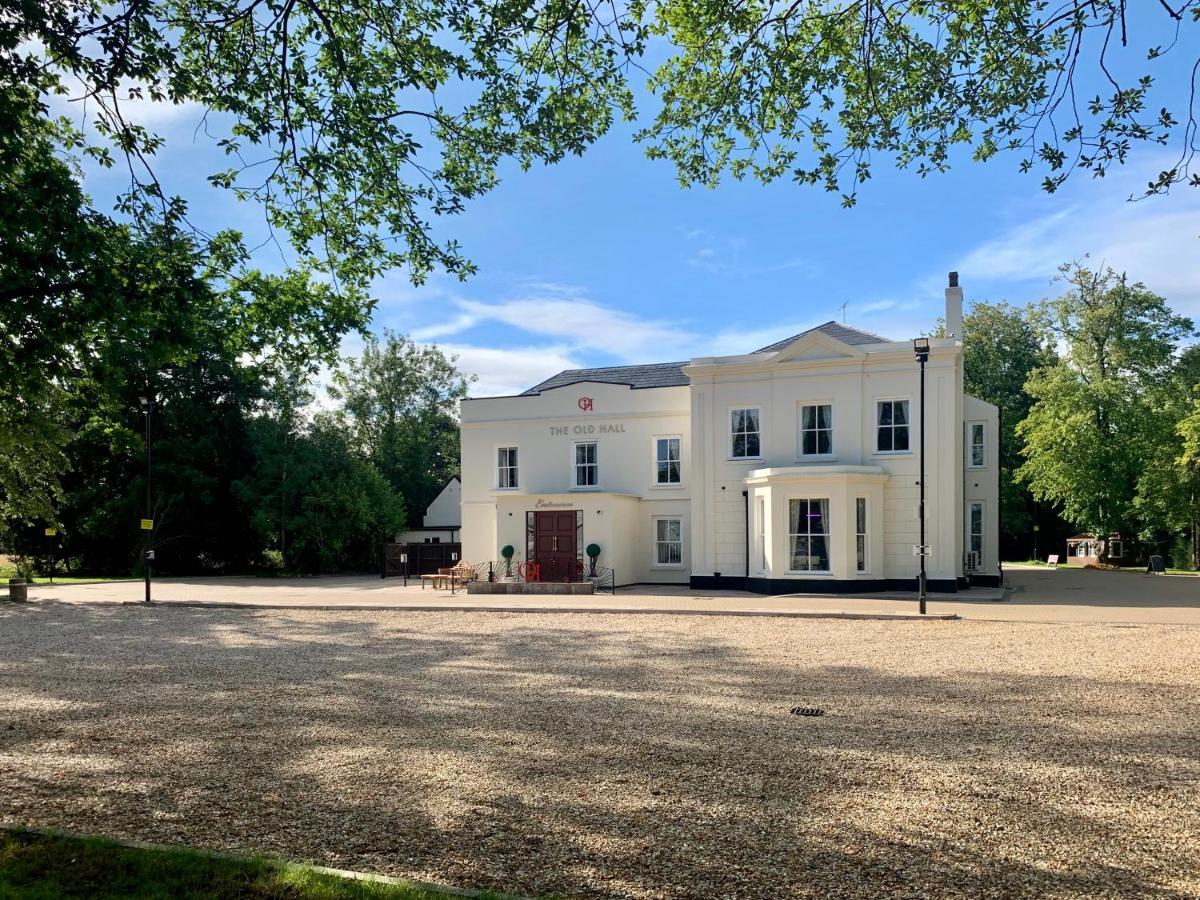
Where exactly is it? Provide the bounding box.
[967,501,984,565]
[757,496,766,572]
[653,517,683,566]
[788,498,830,572]
[855,497,867,572]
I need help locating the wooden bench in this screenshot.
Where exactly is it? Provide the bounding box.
[420,564,474,590]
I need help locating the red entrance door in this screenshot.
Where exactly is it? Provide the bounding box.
[534,511,578,581]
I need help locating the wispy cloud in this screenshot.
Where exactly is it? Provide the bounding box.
[682,228,819,279]
[406,282,698,362]
[951,155,1200,312]
[439,344,583,397]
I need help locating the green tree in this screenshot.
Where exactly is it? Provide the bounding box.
[959,302,1056,547]
[1135,346,1200,567]
[641,1,1199,205]
[3,0,640,289]
[1017,263,1193,541]
[329,332,471,520]
[270,418,406,574]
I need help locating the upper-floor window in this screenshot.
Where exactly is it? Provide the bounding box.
[800,403,833,456]
[731,407,761,459]
[655,437,681,484]
[876,400,910,453]
[574,441,598,487]
[497,447,519,489]
[968,422,985,467]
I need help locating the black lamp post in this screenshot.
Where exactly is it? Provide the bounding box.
[139,395,155,603]
[913,337,930,614]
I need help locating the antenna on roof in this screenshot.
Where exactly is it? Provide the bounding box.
[839,302,848,323]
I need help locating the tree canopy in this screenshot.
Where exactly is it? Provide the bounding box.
[1017,262,1194,538]
[4,0,1198,292]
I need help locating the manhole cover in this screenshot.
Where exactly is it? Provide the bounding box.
[790,707,825,717]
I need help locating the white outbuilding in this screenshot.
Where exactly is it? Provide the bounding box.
[460,276,999,593]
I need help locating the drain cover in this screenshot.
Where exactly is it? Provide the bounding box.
[790,707,825,717]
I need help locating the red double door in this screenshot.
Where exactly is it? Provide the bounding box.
[533,511,579,581]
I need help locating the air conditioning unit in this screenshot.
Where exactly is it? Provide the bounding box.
[965,550,982,573]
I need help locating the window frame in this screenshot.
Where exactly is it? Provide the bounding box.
[729,406,763,460]
[798,402,835,458]
[967,421,986,468]
[874,398,913,456]
[787,497,832,574]
[967,500,984,560]
[653,435,683,486]
[756,495,767,574]
[651,516,684,569]
[572,440,599,489]
[496,446,519,490]
[855,497,868,573]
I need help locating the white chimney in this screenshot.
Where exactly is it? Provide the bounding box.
[945,271,963,340]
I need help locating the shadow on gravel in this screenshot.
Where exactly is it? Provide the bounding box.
[1,603,1197,899]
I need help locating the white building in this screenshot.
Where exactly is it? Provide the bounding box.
[460,276,999,592]
[396,476,461,544]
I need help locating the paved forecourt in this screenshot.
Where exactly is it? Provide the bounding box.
[19,566,1200,624]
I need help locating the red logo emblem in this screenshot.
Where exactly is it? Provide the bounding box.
[578,397,593,412]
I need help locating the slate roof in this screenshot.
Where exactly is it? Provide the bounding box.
[521,361,689,395]
[754,321,891,353]
[520,321,891,394]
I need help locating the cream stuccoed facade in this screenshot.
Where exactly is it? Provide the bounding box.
[460,276,1000,592]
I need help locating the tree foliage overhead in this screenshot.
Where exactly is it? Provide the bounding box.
[3,0,642,288]
[6,1,1199,292]
[642,1,1200,205]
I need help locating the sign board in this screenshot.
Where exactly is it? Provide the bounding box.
[1047,554,1060,566]
[44,527,57,537]
[1147,554,1166,574]
[911,544,933,557]
[140,518,154,531]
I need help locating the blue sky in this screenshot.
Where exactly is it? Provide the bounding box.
[53,12,1200,396]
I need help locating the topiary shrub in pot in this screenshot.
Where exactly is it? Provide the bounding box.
[586,543,601,577]
[500,544,515,578]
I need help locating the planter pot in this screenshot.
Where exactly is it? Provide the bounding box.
[7,578,28,602]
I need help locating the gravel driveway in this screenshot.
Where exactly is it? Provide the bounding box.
[2,604,1197,898]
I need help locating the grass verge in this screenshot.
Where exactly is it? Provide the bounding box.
[0,829,487,899]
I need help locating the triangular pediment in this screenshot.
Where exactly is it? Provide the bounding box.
[770,329,867,363]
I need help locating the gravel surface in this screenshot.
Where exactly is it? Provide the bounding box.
[1,603,1197,898]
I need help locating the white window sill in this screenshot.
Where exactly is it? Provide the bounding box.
[727,456,765,463]
[647,483,684,490]
[785,570,833,577]
[872,451,913,457]
[494,487,521,492]
[570,486,602,492]
[651,564,685,570]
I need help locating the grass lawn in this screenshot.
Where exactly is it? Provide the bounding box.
[0,830,482,900]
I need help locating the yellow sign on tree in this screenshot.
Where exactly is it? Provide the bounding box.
[140,519,154,531]
[44,527,57,537]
